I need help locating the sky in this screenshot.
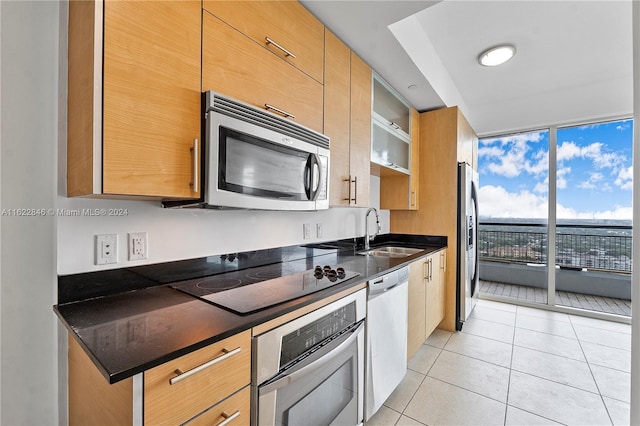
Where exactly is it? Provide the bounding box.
[478,119,633,220]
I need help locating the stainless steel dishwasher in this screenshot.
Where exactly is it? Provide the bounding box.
[365,266,409,421]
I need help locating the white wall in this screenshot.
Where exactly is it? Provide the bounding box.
[56,195,388,275]
[1,1,59,424]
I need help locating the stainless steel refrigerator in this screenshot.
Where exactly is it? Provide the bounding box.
[457,162,479,330]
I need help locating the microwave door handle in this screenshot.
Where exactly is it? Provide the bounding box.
[309,154,320,201]
[304,154,313,200]
[304,154,320,201]
[258,320,364,396]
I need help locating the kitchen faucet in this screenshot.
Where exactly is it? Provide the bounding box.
[364,207,380,250]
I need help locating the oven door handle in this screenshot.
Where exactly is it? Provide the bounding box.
[259,320,364,396]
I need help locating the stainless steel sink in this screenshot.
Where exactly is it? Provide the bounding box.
[358,246,423,258]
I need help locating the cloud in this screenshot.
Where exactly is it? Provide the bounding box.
[481,132,548,179]
[479,185,632,220]
[480,132,545,147]
[557,141,582,162]
[478,185,548,219]
[616,121,632,131]
[478,146,503,158]
[578,172,605,190]
[557,140,626,172]
[615,166,633,190]
[557,167,571,189]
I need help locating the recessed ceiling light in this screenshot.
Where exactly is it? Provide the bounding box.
[478,45,516,67]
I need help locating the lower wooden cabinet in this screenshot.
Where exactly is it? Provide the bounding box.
[407,250,447,361]
[68,330,251,426]
[185,387,250,426]
[144,331,251,425]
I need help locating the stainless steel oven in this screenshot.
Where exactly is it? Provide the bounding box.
[253,289,366,426]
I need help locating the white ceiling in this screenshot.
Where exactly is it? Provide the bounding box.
[301,0,633,136]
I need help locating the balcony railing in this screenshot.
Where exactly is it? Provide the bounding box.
[479,222,632,273]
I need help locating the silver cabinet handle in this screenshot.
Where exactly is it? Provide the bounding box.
[216,411,241,426]
[424,260,429,281]
[264,103,295,119]
[343,175,356,203]
[353,176,358,205]
[390,121,401,130]
[410,190,416,207]
[170,347,241,385]
[190,139,199,193]
[265,37,296,58]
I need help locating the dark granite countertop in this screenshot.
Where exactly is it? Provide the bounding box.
[54,233,446,384]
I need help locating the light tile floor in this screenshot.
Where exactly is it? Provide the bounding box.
[366,299,632,426]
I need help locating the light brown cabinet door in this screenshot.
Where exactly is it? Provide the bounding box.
[185,387,250,426]
[144,330,251,425]
[425,250,447,337]
[324,31,352,206]
[102,1,201,198]
[202,0,324,83]
[202,11,323,133]
[407,259,427,361]
[349,52,372,207]
[68,0,201,198]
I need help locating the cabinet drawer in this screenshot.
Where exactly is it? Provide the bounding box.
[144,330,251,425]
[186,387,250,426]
[202,0,324,83]
[202,12,323,133]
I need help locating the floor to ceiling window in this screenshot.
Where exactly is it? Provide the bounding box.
[554,119,633,316]
[477,118,633,318]
[477,129,550,305]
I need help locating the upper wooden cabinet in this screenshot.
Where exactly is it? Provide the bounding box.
[324,32,371,207]
[380,107,420,210]
[202,1,324,83]
[202,10,323,133]
[348,52,372,207]
[67,1,202,199]
[371,73,412,174]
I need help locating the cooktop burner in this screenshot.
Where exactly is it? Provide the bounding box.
[172,264,359,315]
[195,277,242,291]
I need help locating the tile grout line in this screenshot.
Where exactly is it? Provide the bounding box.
[567,314,616,426]
[396,341,447,420]
[502,306,517,426]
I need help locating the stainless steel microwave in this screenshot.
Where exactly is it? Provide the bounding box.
[164,92,330,210]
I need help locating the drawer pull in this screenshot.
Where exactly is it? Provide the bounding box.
[216,410,241,426]
[169,347,241,385]
[264,103,295,119]
[265,37,296,58]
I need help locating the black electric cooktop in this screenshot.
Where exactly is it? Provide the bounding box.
[172,264,359,314]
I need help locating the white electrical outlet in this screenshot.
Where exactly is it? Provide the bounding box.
[316,223,323,238]
[128,232,148,261]
[303,223,312,239]
[95,234,118,265]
